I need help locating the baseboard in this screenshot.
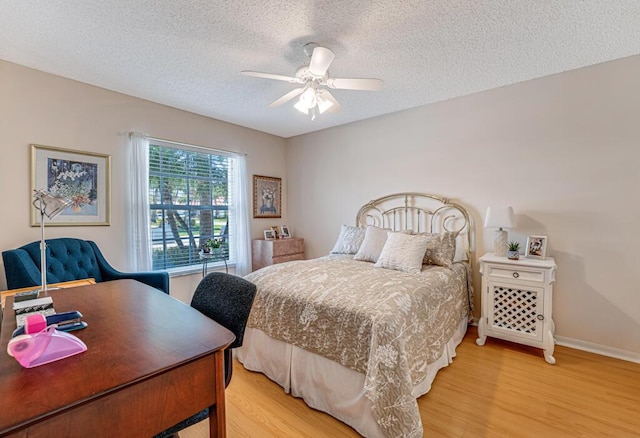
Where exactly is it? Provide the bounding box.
[555,336,640,364]
[468,318,639,364]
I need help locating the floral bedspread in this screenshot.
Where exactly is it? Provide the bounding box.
[245,255,473,438]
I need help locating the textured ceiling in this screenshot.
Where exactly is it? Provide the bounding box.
[1,1,640,138]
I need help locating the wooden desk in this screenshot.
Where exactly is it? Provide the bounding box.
[1,278,96,308]
[0,280,235,437]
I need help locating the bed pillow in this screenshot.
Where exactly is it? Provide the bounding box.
[354,226,412,263]
[330,225,366,254]
[374,232,430,274]
[353,226,391,262]
[415,231,458,268]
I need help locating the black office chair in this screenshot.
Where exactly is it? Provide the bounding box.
[155,272,257,438]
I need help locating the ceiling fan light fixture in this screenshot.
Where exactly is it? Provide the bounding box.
[294,88,334,118]
[294,99,310,114]
[242,43,382,119]
[300,88,316,106]
[316,94,334,114]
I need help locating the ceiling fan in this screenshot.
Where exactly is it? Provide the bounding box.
[241,43,383,120]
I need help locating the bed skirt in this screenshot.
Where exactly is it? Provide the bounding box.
[236,316,469,437]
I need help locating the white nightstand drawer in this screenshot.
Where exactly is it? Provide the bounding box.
[486,265,545,283]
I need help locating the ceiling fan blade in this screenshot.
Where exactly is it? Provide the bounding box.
[319,90,342,113]
[268,88,305,108]
[240,70,298,83]
[308,47,335,77]
[326,77,383,91]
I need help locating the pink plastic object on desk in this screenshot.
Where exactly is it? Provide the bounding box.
[7,314,87,368]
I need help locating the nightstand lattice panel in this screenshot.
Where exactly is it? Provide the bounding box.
[490,286,538,335]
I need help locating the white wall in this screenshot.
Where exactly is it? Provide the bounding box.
[286,55,640,358]
[0,60,287,301]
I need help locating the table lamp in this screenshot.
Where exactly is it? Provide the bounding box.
[484,206,515,257]
[32,189,73,292]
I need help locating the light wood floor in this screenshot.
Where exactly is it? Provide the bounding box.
[181,326,640,437]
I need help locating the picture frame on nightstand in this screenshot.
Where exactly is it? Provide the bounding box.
[525,235,547,259]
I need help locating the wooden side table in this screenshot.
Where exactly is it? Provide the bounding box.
[252,238,304,271]
[199,251,229,276]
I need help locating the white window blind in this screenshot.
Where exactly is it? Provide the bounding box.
[148,141,234,271]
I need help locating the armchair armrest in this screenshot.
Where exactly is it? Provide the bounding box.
[2,249,42,290]
[101,270,170,295]
[87,241,170,294]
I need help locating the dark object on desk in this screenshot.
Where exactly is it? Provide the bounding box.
[12,310,87,338]
[13,289,40,302]
[2,238,170,294]
[155,272,257,438]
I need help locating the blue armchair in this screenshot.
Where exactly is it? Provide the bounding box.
[2,238,169,294]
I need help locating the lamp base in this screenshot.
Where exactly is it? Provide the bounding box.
[493,229,508,257]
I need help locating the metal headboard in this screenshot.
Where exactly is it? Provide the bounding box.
[355,192,474,263]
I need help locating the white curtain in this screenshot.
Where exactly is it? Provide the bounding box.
[124,133,152,271]
[230,154,252,276]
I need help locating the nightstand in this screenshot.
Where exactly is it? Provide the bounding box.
[476,253,558,364]
[252,238,304,271]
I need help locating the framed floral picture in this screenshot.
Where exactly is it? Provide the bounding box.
[253,175,281,218]
[31,144,111,226]
[525,235,547,259]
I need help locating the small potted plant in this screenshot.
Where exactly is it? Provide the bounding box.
[507,241,520,260]
[206,238,223,255]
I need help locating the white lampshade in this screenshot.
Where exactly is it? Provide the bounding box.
[484,206,516,229]
[484,206,516,257]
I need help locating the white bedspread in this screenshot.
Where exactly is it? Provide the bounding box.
[245,255,472,438]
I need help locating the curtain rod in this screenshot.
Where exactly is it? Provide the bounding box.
[117,131,248,157]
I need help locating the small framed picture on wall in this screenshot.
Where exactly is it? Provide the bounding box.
[525,235,547,259]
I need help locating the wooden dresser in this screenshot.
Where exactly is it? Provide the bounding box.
[252,238,304,271]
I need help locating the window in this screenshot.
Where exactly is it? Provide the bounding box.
[148,142,234,271]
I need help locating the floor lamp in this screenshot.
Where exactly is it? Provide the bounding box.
[32,189,72,292]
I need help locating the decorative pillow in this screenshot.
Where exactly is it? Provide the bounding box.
[416,231,458,268]
[330,225,366,254]
[374,233,430,274]
[353,226,391,262]
[354,226,412,263]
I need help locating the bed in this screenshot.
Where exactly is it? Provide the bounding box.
[237,193,474,438]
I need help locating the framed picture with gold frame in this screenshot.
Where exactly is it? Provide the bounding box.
[253,175,281,218]
[31,144,111,226]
